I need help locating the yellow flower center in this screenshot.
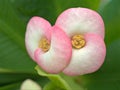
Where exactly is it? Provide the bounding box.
[39,38,50,52]
[72,34,86,49]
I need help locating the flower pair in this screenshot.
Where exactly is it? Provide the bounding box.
[25,8,106,76]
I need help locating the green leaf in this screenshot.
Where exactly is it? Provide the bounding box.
[98,0,120,45]
[35,66,84,90]
[12,0,100,25]
[80,39,120,90]
[0,72,46,86]
[43,82,64,90]
[35,66,72,90]
[0,0,36,73]
[0,82,21,90]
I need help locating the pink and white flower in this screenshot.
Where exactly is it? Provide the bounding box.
[25,17,72,74]
[25,8,106,76]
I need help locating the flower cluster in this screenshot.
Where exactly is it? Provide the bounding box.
[25,8,106,76]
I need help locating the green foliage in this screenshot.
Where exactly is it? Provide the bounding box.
[35,66,83,90]
[0,0,36,73]
[0,0,120,90]
[99,0,120,45]
[35,66,72,90]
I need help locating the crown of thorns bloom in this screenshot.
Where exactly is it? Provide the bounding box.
[25,8,106,76]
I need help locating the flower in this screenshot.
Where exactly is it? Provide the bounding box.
[25,17,72,73]
[25,7,106,76]
[20,79,42,90]
[55,8,106,76]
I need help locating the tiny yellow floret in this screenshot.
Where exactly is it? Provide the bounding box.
[72,34,86,49]
[39,38,50,52]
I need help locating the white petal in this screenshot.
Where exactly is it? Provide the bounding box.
[55,8,105,39]
[25,16,51,60]
[63,34,106,76]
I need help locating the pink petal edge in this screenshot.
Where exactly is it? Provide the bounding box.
[63,33,106,76]
[34,26,72,74]
[25,16,51,61]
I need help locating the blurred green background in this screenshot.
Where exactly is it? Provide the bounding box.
[0,0,120,90]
